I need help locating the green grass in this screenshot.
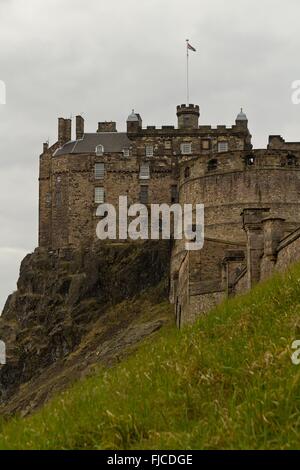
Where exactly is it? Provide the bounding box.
[1,263,300,450]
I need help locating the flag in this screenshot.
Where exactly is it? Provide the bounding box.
[187,42,196,52]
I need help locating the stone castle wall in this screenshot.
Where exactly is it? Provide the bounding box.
[38,106,300,326]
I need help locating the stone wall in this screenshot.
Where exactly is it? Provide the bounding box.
[276,228,300,272]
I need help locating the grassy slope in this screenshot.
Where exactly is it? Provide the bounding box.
[1,264,300,450]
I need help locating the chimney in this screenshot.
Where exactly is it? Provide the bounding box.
[76,115,84,140]
[58,118,66,146]
[65,118,72,142]
[97,121,117,133]
[43,142,49,153]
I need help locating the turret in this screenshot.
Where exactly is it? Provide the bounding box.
[127,110,142,134]
[236,108,248,129]
[176,104,199,129]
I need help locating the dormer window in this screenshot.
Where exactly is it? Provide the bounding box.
[123,148,130,157]
[181,143,192,155]
[95,144,104,156]
[218,141,228,153]
[145,145,154,157]
[140,162,150,179]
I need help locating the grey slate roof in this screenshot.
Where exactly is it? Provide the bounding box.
[53,132,132,156]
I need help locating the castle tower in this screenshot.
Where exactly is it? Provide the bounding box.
[235,108,248,129]
[127,109,142,134]
[176,104,200,129]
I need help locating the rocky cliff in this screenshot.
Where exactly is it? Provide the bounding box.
[0,241,172,416]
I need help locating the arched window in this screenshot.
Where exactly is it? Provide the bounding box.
[95,144,104,156]
[207,159,218,171]
[184,167,190,178]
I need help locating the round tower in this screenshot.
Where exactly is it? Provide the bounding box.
[177,104,200,129]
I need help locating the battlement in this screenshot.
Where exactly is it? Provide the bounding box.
[176,104,200,113]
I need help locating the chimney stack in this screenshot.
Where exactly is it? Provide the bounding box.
[58,118,66,146]
[76,115,85,140]
[58,118,72,146]
[97,121,117,133]
[65,118,72,142]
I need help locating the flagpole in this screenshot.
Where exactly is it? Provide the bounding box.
[186,39,189,105]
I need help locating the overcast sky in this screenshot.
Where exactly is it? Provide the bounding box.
[0,0,300,311]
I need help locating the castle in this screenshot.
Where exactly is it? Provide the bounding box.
[39,104,300,326]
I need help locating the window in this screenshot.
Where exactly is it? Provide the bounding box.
[218,141,228,153]
[56,190,62,207]
[95,187,105,204]
[171,185,178,203]
[95,144,104,156]
[140,186,149,204]
[202,140,210,150]
[184,167,190,178]
[145,145,154,157]
[165,140,172,149]
[208,159,218,171]
[246,155,255,166]
[46,193,51,207]
[95,163,105,179]
[140,162,150,179]
[287,154,296,166]
[55,177,62,207]
[123,148,130,157]
[181,143,192,155]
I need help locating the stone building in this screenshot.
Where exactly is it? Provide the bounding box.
[39,104,300,326]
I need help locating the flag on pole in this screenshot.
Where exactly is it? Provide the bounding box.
[186,39,196,105]
[187,42,196,52]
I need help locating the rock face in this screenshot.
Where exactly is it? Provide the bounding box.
[0,241,172,416]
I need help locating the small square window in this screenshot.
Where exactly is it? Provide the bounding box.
[95,163,105,179]
[95,187,105,204]
[202,140,210,150]
[218,141,228,153]
[165,140,172,149]
[145,145,154,157]
[181,143,192,155]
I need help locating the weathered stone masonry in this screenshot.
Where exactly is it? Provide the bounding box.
[39,104,300,326]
